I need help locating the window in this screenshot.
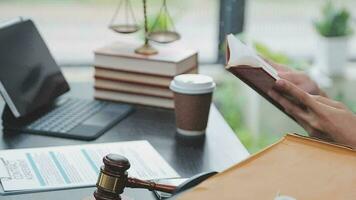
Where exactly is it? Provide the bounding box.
[245,0,356,61]
[0,0,219,65]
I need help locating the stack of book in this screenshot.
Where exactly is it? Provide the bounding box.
[93,42,198,109]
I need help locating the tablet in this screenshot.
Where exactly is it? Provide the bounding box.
[0,19,69,117]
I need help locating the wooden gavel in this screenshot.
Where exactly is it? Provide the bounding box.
[93,154,177,200]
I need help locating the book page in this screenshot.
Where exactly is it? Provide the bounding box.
[226,34,279,80]
[0,141,179,194]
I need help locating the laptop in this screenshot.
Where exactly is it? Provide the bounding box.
[0,19,133,140]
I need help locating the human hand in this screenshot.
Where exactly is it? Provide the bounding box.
[265,59,327,97]
[268,79,356,149]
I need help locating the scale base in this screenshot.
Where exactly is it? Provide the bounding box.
[135,43,158,55]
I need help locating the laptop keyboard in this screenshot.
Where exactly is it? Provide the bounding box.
[26,99,107,133]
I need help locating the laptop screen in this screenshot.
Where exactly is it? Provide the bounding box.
[0,19,69,118]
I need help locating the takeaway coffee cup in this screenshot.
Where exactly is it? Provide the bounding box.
[170,74,216,136]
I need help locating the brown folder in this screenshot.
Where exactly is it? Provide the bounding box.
[176,134,356,200]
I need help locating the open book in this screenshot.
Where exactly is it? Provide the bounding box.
[225,34,293,119]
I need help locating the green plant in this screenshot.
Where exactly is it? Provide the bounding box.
[314,1,353,37]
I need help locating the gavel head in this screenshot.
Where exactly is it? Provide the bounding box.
[93,154,131,200]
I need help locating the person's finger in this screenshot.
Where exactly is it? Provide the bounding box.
[278,72,319,96]
[292,114,334,142]
[278,71,303,84]
[294,118,316,135]
[312,95,347,109]
[268,89,310,121]
[308,130,335,142]
[281,104,326,140]
[269,89,334,142]
[274,79,319,112]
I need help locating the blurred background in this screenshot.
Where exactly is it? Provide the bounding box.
[0,0,355,153]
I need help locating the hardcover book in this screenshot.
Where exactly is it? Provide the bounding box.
[94,41,198,76]
[225,34,292,119]
[94,78,173,99]
[94,67,197,88]
[94,89,174,109]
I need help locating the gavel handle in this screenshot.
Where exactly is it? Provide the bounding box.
[126,177,177,194]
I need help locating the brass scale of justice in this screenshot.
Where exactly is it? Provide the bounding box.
[109,0,180,55]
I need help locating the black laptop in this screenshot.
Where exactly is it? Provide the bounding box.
[0,19,133,140]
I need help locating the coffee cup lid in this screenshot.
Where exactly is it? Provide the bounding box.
[170,74,216,94]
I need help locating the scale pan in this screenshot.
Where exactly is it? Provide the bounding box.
[109,24,140,34]
[147,31,180,43]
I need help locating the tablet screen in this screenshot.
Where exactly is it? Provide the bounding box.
[0,19,69,117]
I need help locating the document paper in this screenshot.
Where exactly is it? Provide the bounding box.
[0,141,179,194]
